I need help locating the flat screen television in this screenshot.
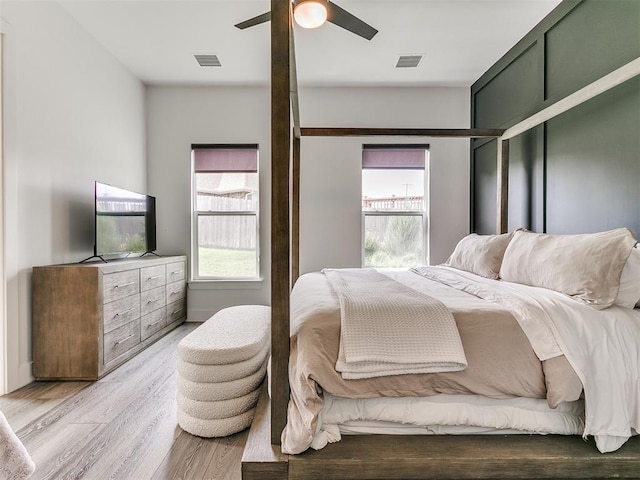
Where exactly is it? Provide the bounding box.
[92,181,156,259]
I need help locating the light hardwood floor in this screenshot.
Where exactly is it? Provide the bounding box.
[0,324,249,480]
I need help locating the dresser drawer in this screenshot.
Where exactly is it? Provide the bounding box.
[167,300,186,323]
[166,261,186,283]
[104,320,140,364]
[140,265,166,292]
[141,307,166,340]
[103,270,140,304]
[103,294,141,334]
[141,286,166,316]
[166,281,186,304]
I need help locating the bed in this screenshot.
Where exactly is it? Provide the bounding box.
[239,3,640,478]
[281,228,640,455]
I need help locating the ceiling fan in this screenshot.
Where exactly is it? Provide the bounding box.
[235,0,378,41]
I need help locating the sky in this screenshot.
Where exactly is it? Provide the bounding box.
[362,169,425,199]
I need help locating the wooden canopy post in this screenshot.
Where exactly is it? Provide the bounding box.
[292,136,300,286]
[496,137,509,234]
[290,8,301,288]
[300,128,505,138]
[270,0,291,445]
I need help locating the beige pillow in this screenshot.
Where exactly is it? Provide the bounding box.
[446,232,514,280]
[500,228,637,309]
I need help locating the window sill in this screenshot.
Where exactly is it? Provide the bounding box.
[188,278,264,290]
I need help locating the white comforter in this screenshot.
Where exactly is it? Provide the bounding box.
[413,266,640,453]
[313,393,585,449]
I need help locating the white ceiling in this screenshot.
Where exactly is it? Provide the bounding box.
[58,0,562,87]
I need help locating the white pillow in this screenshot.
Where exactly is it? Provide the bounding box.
[615,244,640,309]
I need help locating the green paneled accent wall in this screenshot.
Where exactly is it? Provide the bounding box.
[472,139,497,235]
[545,0,640,100]
[505,128,544,233]
[470,0,640,235]
[474,44,541,128]
[546,77,640,233]
[471,129,544,235]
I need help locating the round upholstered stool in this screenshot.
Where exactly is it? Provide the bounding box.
[176,305,270,438]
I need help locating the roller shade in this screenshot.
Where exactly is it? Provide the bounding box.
[193,145,258,173]
[362,145,427,170]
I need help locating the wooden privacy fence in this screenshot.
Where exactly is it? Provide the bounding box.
[197,193,257,250]
[362,195,424,211]
[363,196,425,241]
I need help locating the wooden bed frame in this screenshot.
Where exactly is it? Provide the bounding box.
[242,2,640,478]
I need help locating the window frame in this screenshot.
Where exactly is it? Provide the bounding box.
[190,144,261,281]
[361,144,430,269]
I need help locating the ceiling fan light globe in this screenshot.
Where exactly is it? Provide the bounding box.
[294,1,328,29]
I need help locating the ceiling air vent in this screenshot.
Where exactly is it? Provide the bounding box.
[194,54,222,67]
[395,55,422,68]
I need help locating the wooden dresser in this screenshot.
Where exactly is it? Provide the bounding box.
[32,255,187,380]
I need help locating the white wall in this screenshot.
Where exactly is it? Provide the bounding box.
[147,85,470,321]
[298,87,471,272]
[1,1,146,392]
[145,86,272,322]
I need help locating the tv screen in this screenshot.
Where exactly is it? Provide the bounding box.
[94,182,156,257]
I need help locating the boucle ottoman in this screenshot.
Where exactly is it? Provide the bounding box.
[176,305,270,438]
[178,305,271,365]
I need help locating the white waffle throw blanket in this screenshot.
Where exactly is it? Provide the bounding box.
[323,268,467,379]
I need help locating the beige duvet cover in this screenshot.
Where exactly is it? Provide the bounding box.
[281,270,583,454]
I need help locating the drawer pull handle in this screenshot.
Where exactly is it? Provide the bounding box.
[147,275,163,280]
[114,309,134,318]
[170,270,182,275]
[114,282,135,289]
[114,334,135,346]
[148,320,163,328]
[146,299,158,304]
[172,309,184,316]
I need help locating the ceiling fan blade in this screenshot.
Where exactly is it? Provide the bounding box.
[234,11,272,30]
[326,1,378,40]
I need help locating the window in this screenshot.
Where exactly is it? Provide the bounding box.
[191,145,259,279]
[362,145,429,269]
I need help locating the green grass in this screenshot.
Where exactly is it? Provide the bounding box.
[198,246,257,278]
